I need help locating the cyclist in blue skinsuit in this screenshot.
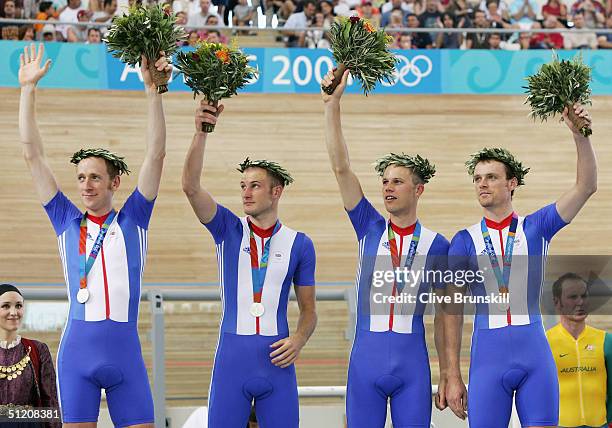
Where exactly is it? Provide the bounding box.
[444,104,597,428]
[321,69,448,428]
[18,43,171,427]
[182,101,318,428]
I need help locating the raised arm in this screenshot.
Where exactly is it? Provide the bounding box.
[138,53,172,201]
[19,43,58,205]
[321,70,364,211]
[555,104,597,223]
[181,101,224,224]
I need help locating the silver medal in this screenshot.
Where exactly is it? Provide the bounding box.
[77,288,90,304]
[250,302,265,317]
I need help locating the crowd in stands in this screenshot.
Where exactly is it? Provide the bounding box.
[0,0,610,49]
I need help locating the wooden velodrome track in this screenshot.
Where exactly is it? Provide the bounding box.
[1,88,612,406]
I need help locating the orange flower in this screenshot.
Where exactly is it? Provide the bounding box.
[364,21,375,33]
[215,48,230,64]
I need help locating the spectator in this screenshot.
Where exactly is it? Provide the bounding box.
[380,0,407,25]
[381,0,409,13]
[486,0,512,36]
[517,30,532,47]
[34,1,56,33]
[282,0,316,47]
[488,31,502,47]
[66,8,92,42]
[571,0,605,27]
[86,26,101,42]
[419,0,443,25]
[172,0,201,15]
[357,0,381,26]
[175,10,188,25]
[305,11,329,47]
[386,7,404,32]
[564,11,599,47]
[266,0,295,27]
[445,0,472,26]
[509,0,538,28]
[541,0,567,21]
[186,29,200,45]
[187,0,223,29]
[1,0,20,40]
[394,31,412,48]
[19,24,34,39]
[406,12,433,47]
[206,28,221,41]
[232,0,255,30]
[92,0,117,35]
[419,0,444,29]
[466,9,491,48]
[319,0,336,28]
[530,14,564,47]
[436,12,463,47]
[57,0,84,41]
[40,22,56,40]
[598,12,612,47]
[478,0,510,16]
[205,12,222,26]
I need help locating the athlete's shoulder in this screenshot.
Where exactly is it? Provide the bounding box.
[449,228,475,251]
[585,324,607,338]
[420,225,449,254]
[546,322,564,338]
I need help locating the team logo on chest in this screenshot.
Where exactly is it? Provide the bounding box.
[382,241,391,250]
[242,246,251,254]
[271,251,284,263]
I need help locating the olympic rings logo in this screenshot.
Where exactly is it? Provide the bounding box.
[382,54,433,88]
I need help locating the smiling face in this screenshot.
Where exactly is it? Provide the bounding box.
[381,165,424,216]
[472,160,517,209]
[0,292,24,336]
[555,278,589,322]
[240,167,283,217]
[77,157,120,215]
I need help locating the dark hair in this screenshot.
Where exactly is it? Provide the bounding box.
[405,12,417,19]
[442,12,456,26]
[474,9,486,16]
[486,0,498,6]
[205,14,219,23]
[104,0,115,7]
[208,29,220,36]
[489,31,501,37]
[552,272,587,301]
[18,24,34,39]
[303,0,317,8]
[0,284,22,297]
[88,27,101,36]
[39,1,53,12]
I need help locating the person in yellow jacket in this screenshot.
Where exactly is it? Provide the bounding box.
[546,272,612,428]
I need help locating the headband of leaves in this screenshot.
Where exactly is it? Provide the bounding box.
[237,157,294,186]
[70,148,131,176]
[373,153,436,184]
[465,147,529,186]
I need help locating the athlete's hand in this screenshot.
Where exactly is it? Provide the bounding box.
[19,43,51,88]
[321,69,349,104]
[446,374,468,420]
[435,375,448,411]
[141,52,172,93]
[562,103,592,137]
[195,100,224,134]
[269,334,306,368]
